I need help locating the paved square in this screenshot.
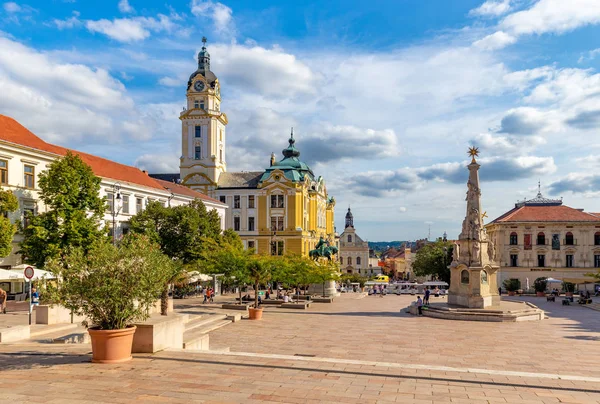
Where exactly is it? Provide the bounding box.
[1,294,599,403]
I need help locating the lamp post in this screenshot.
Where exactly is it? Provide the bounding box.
[166,188,175,207]
[111,183,122,246]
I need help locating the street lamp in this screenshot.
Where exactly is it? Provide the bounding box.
[111,183,122,245]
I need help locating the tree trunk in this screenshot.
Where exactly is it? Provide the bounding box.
[322,281,325,297]
[160,285,169,316]
[238,284,243,305]
[254,281,259,309]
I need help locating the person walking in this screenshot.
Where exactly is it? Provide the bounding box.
[0,287,7,314]
[203,288,208,304]
[417,296,423,316]
[209,288,214,303]
[424,287,430,305]
[31,287,40,306]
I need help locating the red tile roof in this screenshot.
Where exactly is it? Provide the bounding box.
[491,205,600,223]
[0,115,222,204]
[153,178,223,205]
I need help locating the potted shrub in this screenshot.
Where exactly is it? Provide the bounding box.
[44,235,173,363]
[247,255,272,320]
[502,278,521,296]
[563,282,575,297]
[534,277,548,297]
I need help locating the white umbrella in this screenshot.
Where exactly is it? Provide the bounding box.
[546,277,562,284]
[526,278,530,290]
[0,268,25,280]
[9,268,55,281]
[187,272,212,283]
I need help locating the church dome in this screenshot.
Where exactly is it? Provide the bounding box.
[187,37,218,89]
[345,207,354,228]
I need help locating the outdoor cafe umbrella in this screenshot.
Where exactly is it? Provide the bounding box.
[8,265,56,280]
[546,277,562,284]
[0,268,25,281]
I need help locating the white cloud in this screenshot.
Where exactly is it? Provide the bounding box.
[578,48,600,63]
[134,153,179,173]
[473,31,516,50]
[501,0,600,36]
[3,2,20,13]
[0,36,146,145]
[158,76,181,87]
[53,11,81,30]
[191,0,233,35]
[85,15,175,42]
[469,0,511,17]
[118,0,134,14]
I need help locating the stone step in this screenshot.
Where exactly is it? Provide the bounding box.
[182,319,232,350]
[185,314,228,332]
[52,329,90,344]
[29,323,78,338]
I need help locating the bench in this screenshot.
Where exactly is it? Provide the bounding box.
[547,296,555,302]
[280,302,311,309]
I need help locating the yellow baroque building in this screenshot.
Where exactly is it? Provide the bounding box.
[150,39,336,255]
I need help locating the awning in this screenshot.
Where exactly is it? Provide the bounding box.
[545,277,562,284]
[562,277,597,285]
[187,272,213,283]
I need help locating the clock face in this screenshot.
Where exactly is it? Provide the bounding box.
[194,81,205,92]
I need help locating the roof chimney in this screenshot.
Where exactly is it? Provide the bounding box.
[142,170,148,176]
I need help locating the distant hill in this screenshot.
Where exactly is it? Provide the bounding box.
[368,241,414,253]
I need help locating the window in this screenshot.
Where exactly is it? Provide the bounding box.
[271,240,284,256]
[248,241,255,251]
[136,198,143,213]
[270,216,284,231]
[566,254,574,268]
[220,149,223,162]
[234,195,240,209]
[595,232,600,246]
[565,232,574,245]
[537,232,545,245]
[347,257,352,266]
[219,195,226,204]
[195,125,201,138]
[270,195,284,208]
[0,160,7,185]
[537,254,545,267]
[200,102,204,110]
[195,146,201,160]
[347,235,352,242]
[233,216,240,231]
[122,227,130,236]
[194,100,199,109]
[24,165,34,189]
[460,270,469,284]
[106,192,114,213]
[356,257,361,266]
[595,255,600,268]
[509,232,518,245]
[122,195,129,214]
[23,206,34,229]
[248,217,255,231]
[510,254,518,267]
[248,195,255,209]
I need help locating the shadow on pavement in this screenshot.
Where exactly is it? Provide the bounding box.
[0,351,90,370]
[149,355,600,394]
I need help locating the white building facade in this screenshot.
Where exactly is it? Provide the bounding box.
[0,114,227,269]
[338,208,374,275]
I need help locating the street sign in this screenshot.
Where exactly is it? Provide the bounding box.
[24,266,34,280]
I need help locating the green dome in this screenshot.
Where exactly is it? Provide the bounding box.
[260,129,314,183]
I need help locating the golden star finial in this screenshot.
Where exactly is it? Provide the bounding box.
[468,146,480,163]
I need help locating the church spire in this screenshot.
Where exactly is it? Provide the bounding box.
[282,127,300,159]
[345,206,354,228]
[197,36,210,71]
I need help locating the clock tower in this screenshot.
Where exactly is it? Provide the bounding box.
[179,37,228,195]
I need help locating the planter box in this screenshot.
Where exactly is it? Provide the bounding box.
[536,292,546,297]
[312,297,334,303]
[148,298,174,315]
[132,314,184,353]
[34,305,87,325]
[508,291,516,296]
[281,302,311,309]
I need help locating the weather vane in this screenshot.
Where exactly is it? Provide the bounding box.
[468,146,480,163]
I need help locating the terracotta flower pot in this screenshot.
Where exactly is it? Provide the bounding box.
[248,307,263,320]
[88,326,137,364]
[566,292,573,297]
[507,291,516,296]
[536,292,545,297]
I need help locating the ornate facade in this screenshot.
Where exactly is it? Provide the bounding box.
[486,186,600,287]
[151,40,336,256]
[339,208,373,275]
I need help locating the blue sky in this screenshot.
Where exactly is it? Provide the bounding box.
[1,0,600,241]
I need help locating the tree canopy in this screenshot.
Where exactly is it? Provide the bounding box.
[19,152,106,267]
[0,187,19,257]
[411,240,453,283]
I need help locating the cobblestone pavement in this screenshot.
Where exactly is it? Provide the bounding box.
[0,294,599,403]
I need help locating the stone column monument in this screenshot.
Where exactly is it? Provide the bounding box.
[448,147,500,308]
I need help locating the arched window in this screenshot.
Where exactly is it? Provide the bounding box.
[347,235,352,242]
[347,256,352,266]
[340,256,343,264]
[565,232,574,245]
[595,232,600,246]
[537,232,545,245]
[461,270,469,284]
[509,232,518,245]
[356,257,361,266]
[481,270,488,284]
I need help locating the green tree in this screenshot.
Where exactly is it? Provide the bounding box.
[19,152,106,267]
[129,199,224,314]
[310,260,340,297]
[247,255,272,308]
[43,235,174,330]
[0,187,19,257]
[411,240,453,283]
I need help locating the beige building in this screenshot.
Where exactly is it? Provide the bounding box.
[486,189,600,288]
[0,115,227,275]
[339,208,376,275]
